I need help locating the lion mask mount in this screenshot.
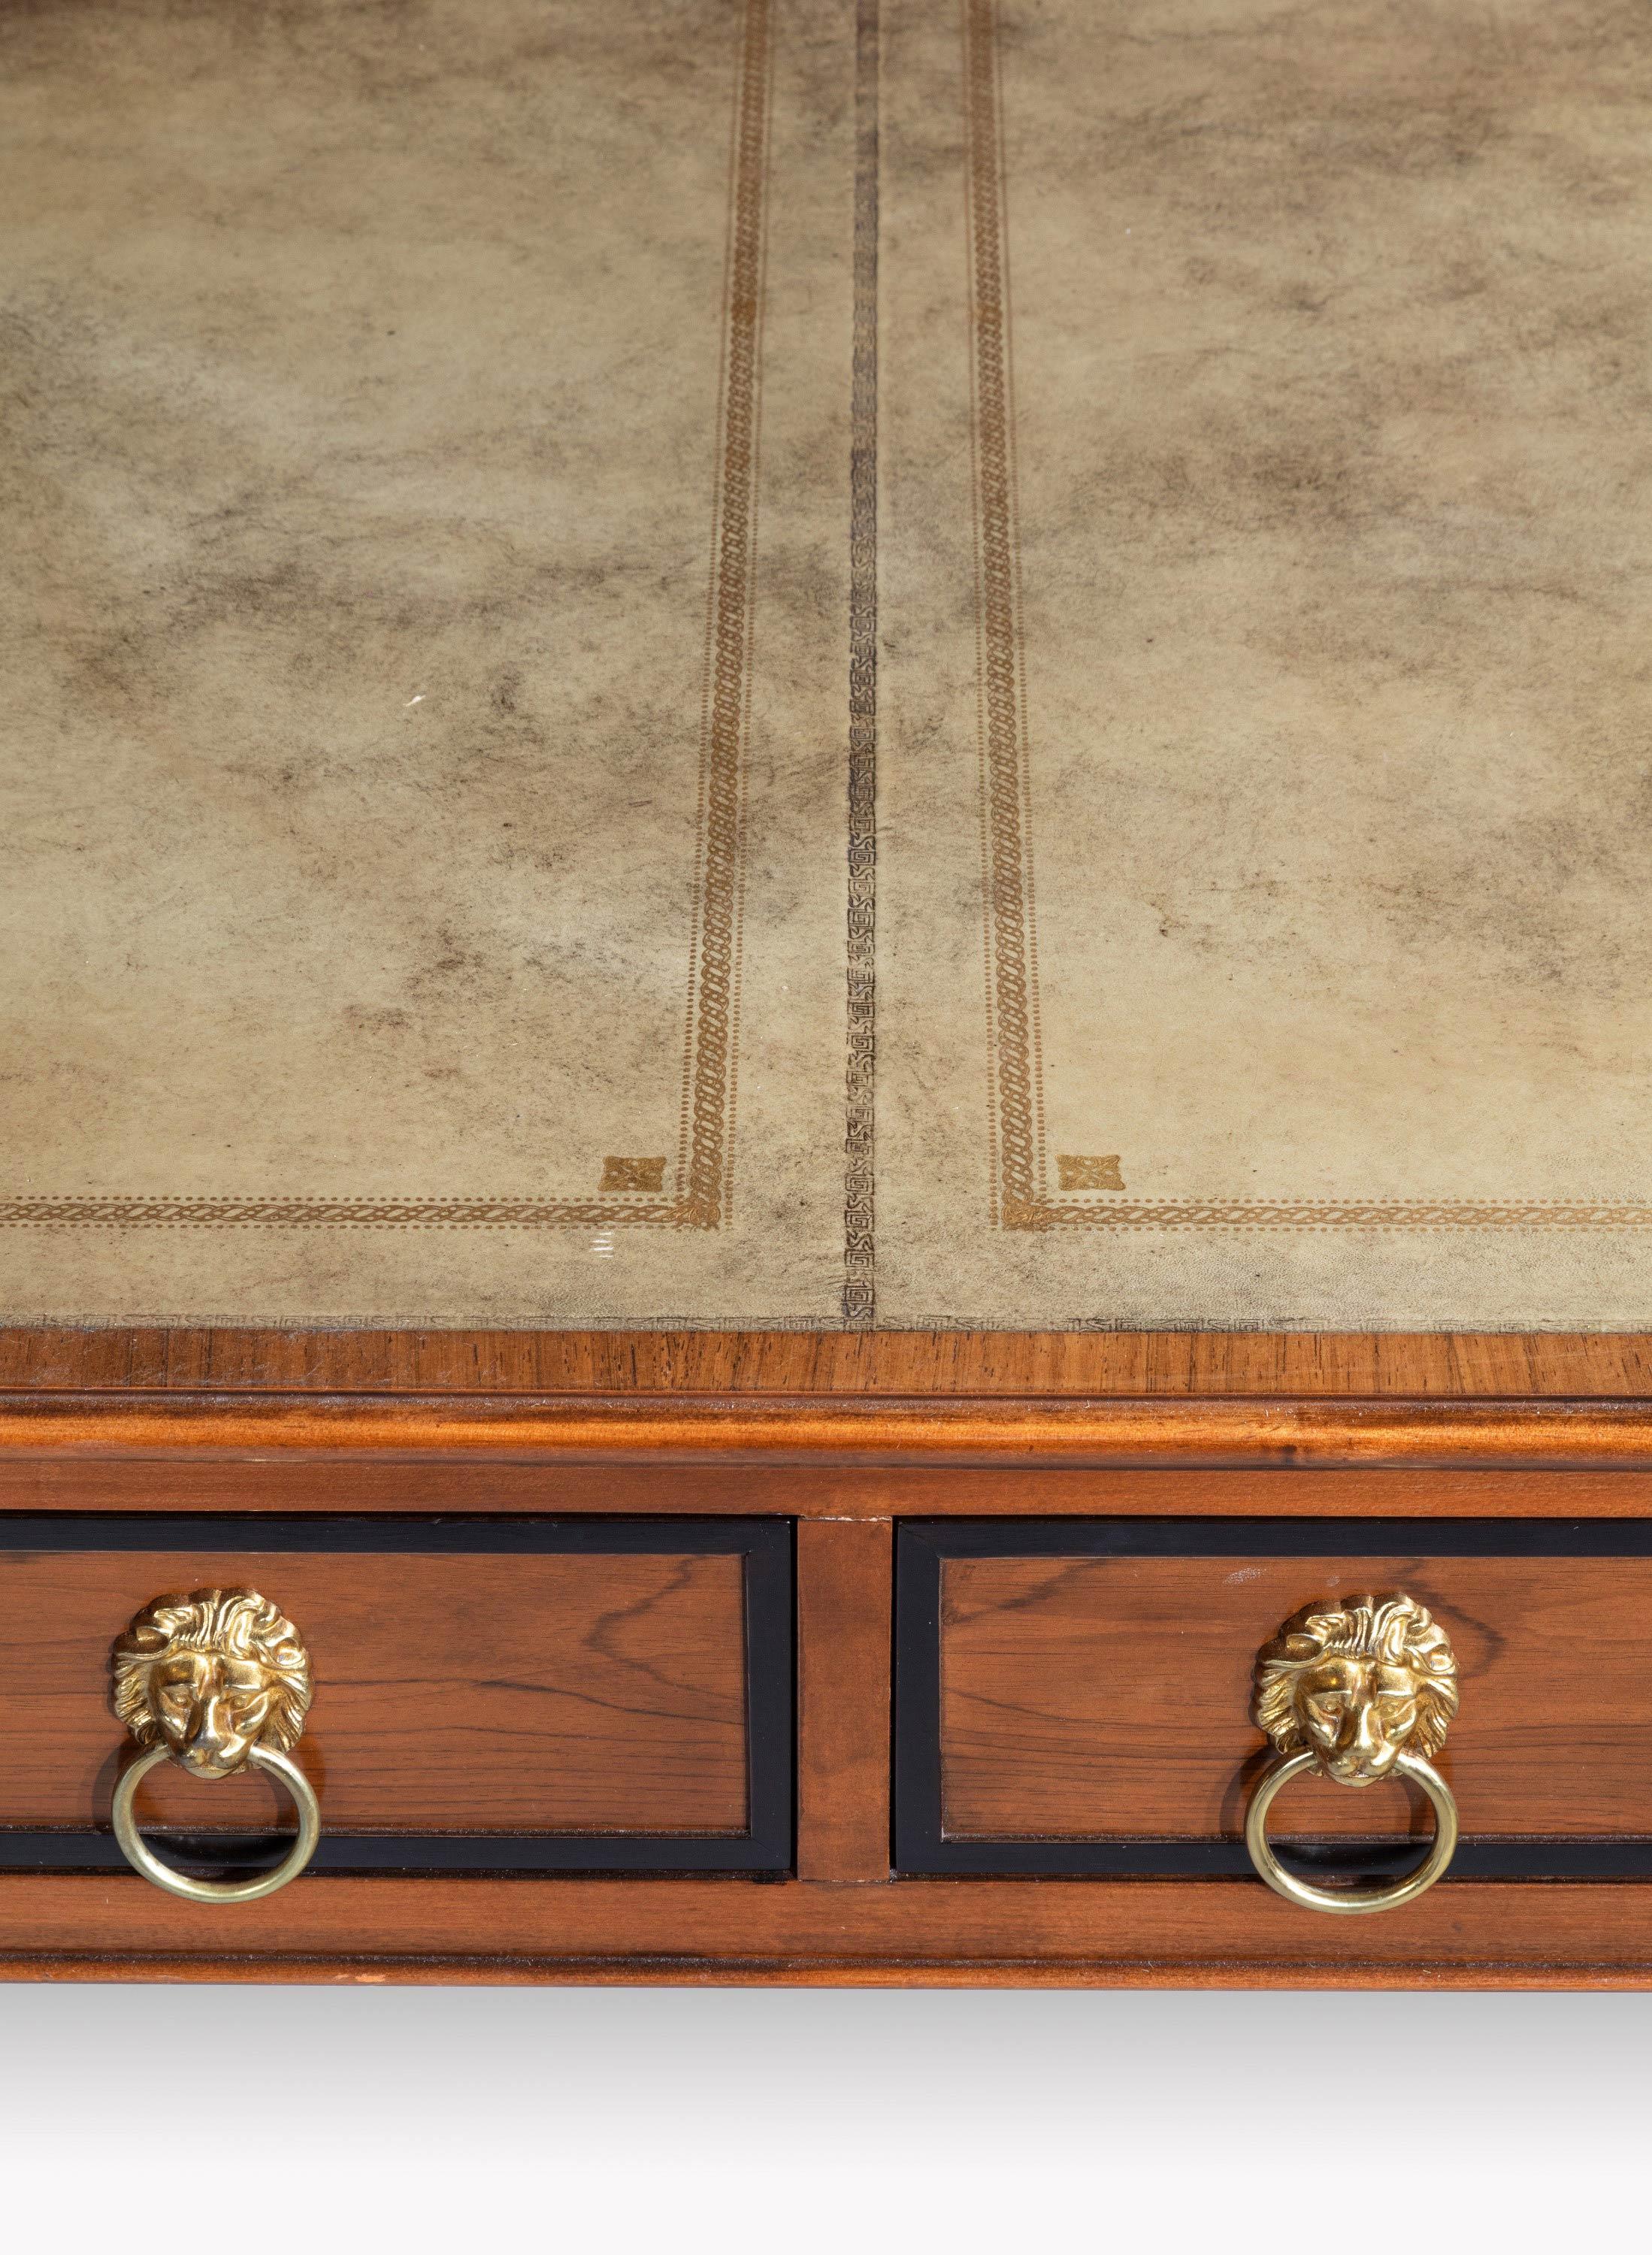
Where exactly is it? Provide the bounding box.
[110,1587,313,1780]
[1254,1594,1458,1788]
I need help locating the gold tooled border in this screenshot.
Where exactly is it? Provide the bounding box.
[961,0,1652,1236]
[843,0,880,1320]
[3,0,776,1236]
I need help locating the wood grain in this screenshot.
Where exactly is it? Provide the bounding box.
[5,1457,1652,1520]
[10,1391,1652,1467]
[12,1955,1651,1989]
[939,1554,1652,1839]
[2,1549,747,1834]
[796,1518,892,1879]
[3,1322,1650,1987]
[5,1326,1652,1396]
[3,1872,1652,1984]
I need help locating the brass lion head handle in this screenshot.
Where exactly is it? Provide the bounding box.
[113,1588,312,1779]
[108,1588,320,1904]
[1245,1594,1460,1915]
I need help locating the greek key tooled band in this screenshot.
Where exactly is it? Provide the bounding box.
[2,0,776,1239]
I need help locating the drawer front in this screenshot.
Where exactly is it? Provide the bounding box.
[895,1518,1652,1879]
[1,1515,791,1874]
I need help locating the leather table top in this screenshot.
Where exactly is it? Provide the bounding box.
[5,0,1651,1332]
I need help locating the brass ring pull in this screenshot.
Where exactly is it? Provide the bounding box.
[111,1742,322,1905]
[1245,1747,1458,1916]
[108,1588,319,1905]
[1245,1594,1460,1916]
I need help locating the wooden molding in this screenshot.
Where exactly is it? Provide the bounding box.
[5,1327,1652,1400]
[7,1388,1652,1467]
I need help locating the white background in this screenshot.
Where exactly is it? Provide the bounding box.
[1,1986,1645,2252]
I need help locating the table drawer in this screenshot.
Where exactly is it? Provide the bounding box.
[895,1519,1652,1881]
[0,1515,791,1876]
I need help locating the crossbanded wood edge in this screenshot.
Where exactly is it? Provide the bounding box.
[5,1389,1652,1465]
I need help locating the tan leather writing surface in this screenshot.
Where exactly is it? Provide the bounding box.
[7,0,1652,1329]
